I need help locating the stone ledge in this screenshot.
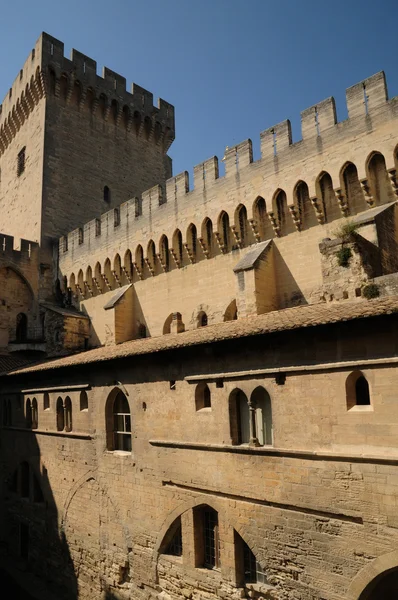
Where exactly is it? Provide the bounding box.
[2,426,92,439]
[149,439,398,465]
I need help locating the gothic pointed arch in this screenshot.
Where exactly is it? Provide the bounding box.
[340,161,367,214]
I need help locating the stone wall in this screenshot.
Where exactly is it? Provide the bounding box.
[2,315,398,599]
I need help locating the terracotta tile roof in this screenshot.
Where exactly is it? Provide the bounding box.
[6,296,398,376]
[0,354,39,375]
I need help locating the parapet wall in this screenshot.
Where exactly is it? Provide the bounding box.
[0,233,39,262]
[59,70,398,275]
[0,32,175,155]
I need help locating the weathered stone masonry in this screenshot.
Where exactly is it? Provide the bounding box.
[1,32,398,600]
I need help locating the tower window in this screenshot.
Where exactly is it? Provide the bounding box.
[104,185,111,203]
[195,382,211,411]
[346,371,372,410]
[234,533,267,585]
[16,313,28,342]
[165,519,183,557]
[203,507,220,569]
[106,390,132,452]
[17,147,26,176]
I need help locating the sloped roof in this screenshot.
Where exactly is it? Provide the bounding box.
[103,284,132,310]
[5,295,398,377]
[352,201,396,226]
[40,303,90,319]
[233,240,272,272]
[0,354,38,375]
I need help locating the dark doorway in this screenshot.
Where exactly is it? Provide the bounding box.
[360,568,398,600]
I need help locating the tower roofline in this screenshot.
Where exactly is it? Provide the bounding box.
[0,32,175,149]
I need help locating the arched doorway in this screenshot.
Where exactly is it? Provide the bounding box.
[359,568,398,600]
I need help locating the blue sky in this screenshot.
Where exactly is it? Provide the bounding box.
[0,0,396,179]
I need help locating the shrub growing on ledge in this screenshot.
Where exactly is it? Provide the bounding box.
[362,283,380,299]
[336,247,352,268]
[333,220,359,241]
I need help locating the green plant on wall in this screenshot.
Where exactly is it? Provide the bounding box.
[336,246,352,268]
[332,220,359,241]
[362,283,380,299]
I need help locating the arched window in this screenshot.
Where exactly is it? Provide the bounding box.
[346,371,371,410]
[56,397,64,431]
[159,235,170,271]
[235,532,267,585]
[94,262,104,293]
[110,99,118,125]
[358,567,398,600]
[47,67,56,95]
[113,254,122,283]
[253,196,272,241]
[99,93,107,119]
[251,386,272,446]
[367,152,395,205]
[202,218,213,256]
[198,311,208,327]
[172,229,184,265]
[85,87,95,113]
[59,74,68,100]
[218,212,230,251]
[71,80,82,106]
[147,240,157,273]
[229,389,249,445]
[104,185,111,203]
[122,105,130,129]
[77,269,84,295]
[104,258,113,288]
[224,299,238,322]
[135,245,144,273]
[235,204,248,246]
[124,249,133,282]
[193,505,220,569]
[133,111,141,135]
[195,382,211,411]
[187,223,198,261]
[64,397,72,432]
[16,313,27,342]
[163,314,173,335]
[144,116,152,140]
[317,171,339,223]
[160,516,183,557]
[294,181,317,229]
[341,162,366,214]
[26,398,32,429]
[43,393,50,411]
[106,390,132,452]
[31,398,38,430]
[273,189,290,235]
[356,376,371,405]
[80,391,88,411]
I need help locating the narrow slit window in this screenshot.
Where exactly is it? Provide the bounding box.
[17,147,26,177]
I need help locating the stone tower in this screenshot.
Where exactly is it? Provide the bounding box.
[0,32,175,254]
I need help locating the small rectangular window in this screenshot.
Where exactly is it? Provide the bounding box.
[17,147,26,177]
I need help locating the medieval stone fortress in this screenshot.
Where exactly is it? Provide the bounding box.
[0,30,398,600]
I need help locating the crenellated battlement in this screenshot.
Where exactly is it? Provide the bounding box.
[59,69,398,268]
[0,233,39,261]
[0,32,175,155]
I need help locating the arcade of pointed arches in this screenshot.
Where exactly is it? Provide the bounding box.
[64,149,398,305]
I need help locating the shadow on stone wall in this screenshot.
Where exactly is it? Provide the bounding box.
[0,401,79,600]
